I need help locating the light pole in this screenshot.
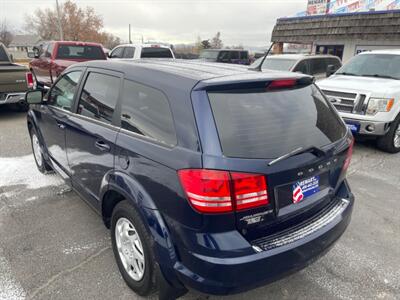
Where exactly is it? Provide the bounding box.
[56,0,64,40]
[129,24,132,44]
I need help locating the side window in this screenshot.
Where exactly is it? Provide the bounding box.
[310,58,326,75]
[218,51,229,61]
[123,47,135,58]
[46,43,54,58]
[327,58,341,69]
[47,71,82,111]
[78,72,120,124]
[40,43,48,58]
[293,60,310,74]
[110,47,124,58]
[120,80,177,146]
[230,51,239,60]
[240,51,248,59]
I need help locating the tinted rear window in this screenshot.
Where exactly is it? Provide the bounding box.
[208,85,346,159]
[56,45,105,59]
[141,47,173,58]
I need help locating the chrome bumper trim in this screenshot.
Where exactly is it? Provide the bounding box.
[253,198,349,251]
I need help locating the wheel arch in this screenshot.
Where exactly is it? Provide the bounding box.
[100,170,158,228]
[100,171,180,277]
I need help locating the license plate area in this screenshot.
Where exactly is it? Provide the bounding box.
[275,172,330,210]
[346,122,360,133]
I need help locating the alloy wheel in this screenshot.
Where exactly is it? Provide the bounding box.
[32,134,43,167]
[115,217,145,281]
[394,124,400,148]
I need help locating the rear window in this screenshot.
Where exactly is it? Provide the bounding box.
[262,58,297,71]
[140,47,173,58]
[56,45,105,59]
[208,85,346,159]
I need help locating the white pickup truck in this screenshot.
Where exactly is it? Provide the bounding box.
[318,50,400,153]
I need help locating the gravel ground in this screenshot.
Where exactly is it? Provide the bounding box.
[0,110,399,300]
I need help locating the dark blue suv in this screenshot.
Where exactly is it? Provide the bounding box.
[26,60,354,299]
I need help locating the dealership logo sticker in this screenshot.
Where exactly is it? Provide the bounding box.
[292,185,304,203]
[292,175,320,204]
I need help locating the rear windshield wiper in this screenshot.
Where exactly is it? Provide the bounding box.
[361,74,399,80]
[268,146,327,166]
[335,72,358,76]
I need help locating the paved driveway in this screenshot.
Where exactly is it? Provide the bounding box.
[0,110,399,300]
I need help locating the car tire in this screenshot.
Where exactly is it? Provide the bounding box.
[111,200,157,297]
[377,114,400,153]
[29,127,53,173]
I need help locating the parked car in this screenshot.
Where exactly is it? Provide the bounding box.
[26,60,354,299]
[29,41,106,86]
[318,50,400,153]
[108,43,175,59]
[0,42,33,111]
[198,49,250,65]
[251,54,342,80]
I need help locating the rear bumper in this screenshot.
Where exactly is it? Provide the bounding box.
[173,195,354,295]
[0,92,26,105]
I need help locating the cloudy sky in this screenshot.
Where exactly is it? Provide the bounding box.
[1,0,307,47]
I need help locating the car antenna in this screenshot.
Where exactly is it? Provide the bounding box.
[249,41,276,72]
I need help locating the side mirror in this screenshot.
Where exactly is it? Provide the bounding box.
[326,65,337,77]
[32,47,40,59]
[25,90,44,105]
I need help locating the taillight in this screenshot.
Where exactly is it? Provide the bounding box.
[178,169,269,214]
[267,79,297,90]
[26,72,34,89]
[343,137,354,171]
[231,172,268,210]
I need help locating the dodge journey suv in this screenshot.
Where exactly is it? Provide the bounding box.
[26,60,354,299]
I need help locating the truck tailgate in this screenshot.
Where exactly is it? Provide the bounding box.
[0,64,28,93]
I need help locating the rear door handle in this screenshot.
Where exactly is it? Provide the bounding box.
[95,140,111,152]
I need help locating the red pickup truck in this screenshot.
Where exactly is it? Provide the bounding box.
[29,41,106,86]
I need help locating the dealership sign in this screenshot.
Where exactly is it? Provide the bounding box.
[307,0,400,15]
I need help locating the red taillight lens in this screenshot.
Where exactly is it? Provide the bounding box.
[267,79,297,90]
[26,72,34,89]
[178,169,269,214]
[231,172,268,210]
[343,137,354,171]
[178,169,232,213]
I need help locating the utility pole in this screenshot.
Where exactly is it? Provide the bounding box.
[129,24,132,44]
[56,0,64,40]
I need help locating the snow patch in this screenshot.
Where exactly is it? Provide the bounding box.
[0,155,63,189]
[0,251,26,300]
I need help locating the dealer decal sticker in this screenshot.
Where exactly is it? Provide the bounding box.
[292,175,320,204]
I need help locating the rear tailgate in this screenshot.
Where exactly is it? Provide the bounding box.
[0,64,28,93]
[196,78,351,240]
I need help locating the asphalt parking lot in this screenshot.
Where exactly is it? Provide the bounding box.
[0,109,399,300]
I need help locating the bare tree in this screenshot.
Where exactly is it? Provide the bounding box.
[101,32,121,49]
[0,20,13,47]
[25,0,120,46]
[210,32,223,49]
